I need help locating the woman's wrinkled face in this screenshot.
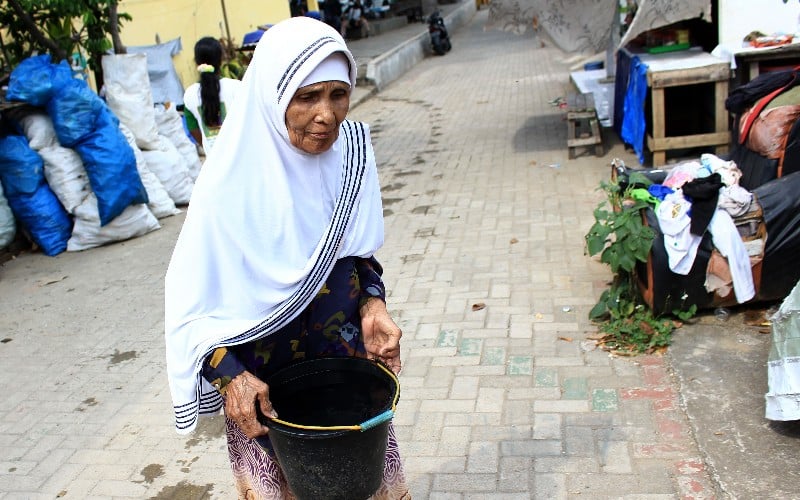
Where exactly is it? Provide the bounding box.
[285,80,351,154]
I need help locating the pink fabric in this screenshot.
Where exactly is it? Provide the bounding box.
[663,171,694,189]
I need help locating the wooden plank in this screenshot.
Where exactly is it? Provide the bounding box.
[651,87,665,141]
[715,80,729,134]
[715,79,730,156]
[568,136,601,147]
[567,117,576,145]
[648,64,730,88]
[590,118,601,144]
[567,111,596,119]
[647,131,730,151]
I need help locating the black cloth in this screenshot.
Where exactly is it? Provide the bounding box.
[726,69,799,114]
[682,173,723,236]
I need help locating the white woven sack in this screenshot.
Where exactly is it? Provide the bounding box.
[154,104,202,181]
[37,145,91,214]
[101,53,161,150]
[67,196,160,252]
[119,124,180,218]
[0,183,16,250]
[141,135,194,205]
[18,112,59,151]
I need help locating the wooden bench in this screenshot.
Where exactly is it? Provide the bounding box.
[566,92,603,159]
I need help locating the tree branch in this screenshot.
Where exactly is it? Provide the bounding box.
[6,0,66,60]
[107,0,126,54]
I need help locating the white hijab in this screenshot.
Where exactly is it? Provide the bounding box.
[164,17,385,433]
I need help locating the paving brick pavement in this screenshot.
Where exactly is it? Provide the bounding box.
[0,7,722,500]
[350,10,717,499]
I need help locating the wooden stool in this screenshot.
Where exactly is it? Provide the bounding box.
[566,92,603,159]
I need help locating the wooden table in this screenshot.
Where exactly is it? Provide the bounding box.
[627,48,731,166]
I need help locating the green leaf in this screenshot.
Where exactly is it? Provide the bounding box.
[589,300,609,320]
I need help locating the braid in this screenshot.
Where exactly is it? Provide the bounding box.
[199,72,222,126]
[194,36,224,126]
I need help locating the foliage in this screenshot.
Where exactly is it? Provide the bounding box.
[0,0,129,82]
[218,37,250,81]
[585,172,655,276]
[220,53,247,80]
[585,168,696,354]
[598,305,678,354]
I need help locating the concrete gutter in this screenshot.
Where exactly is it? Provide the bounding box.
[364,0,477,91]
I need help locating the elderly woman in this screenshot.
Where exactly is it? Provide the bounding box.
[164,17,408,499]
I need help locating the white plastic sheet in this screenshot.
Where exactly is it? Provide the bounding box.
[766,279,800,421]
[0,183,16,250]
[485,0,711,55]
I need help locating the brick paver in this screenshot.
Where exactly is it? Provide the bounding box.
[348,10,716,499]
[0,7,717,499]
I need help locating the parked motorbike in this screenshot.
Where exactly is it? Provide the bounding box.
[427,10,451,55]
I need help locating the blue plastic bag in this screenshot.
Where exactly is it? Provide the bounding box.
[0,135,72,256]
[46,78,105,148]
[7,55,147,227]
[73,108,148,226]
[620,55,649,165]
[6,55,73,107]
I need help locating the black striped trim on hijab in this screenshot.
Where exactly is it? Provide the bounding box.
[174,120,370,431]
[276,36,337,103]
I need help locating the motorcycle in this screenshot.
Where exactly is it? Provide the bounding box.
[427,10,451,55]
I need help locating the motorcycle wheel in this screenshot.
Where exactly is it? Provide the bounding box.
[431,34,446,55]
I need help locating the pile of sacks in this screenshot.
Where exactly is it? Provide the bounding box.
[0,53,201,256]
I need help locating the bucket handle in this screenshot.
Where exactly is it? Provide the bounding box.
[261,360,400,432]
[359,409,394,431]
[264,409,395,432]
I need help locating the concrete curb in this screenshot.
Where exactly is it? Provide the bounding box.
[365,0,477,90]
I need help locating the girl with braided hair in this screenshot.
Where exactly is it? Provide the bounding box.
[183,37,243,154]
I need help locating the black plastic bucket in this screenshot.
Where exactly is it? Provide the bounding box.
[259,357,400,500]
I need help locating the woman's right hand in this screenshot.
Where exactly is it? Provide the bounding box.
[224,370,277,439]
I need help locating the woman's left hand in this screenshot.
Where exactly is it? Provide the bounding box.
[360,297,402,374]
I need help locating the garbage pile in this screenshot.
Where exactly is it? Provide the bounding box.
[0,53,201,256]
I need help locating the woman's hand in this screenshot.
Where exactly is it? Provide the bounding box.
[360,297,402,374]
[224,370,277,438]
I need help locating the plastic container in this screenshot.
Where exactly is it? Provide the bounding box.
[714,307,731,322]
[584,61,604,71]
[259,357,400,500]
[646,42,690,54]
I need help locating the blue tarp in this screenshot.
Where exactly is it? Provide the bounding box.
[620,55,648,165]
[0,135,72,256]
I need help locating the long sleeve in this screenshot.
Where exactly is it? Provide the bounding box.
[202,347,247,394]
[356,256,386,308]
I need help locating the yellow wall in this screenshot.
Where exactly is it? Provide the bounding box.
[118,0,291,89]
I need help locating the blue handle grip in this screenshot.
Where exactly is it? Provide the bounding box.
[359,409,394,431]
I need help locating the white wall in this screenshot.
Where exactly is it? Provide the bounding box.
[719,0,800,45]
